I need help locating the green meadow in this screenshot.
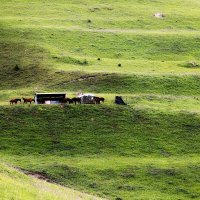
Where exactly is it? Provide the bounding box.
[0,0,200,199]
[0,162,105,200]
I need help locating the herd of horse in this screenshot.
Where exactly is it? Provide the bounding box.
[62,97,105,104]
[9,97,105,105]
[10,98,35,104]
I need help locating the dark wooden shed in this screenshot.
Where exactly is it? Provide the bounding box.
[34,93,66,104]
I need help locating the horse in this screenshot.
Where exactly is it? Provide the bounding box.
[10,98,21,105]
[10,99,17,104]
[71,97,81,105]
[15,98,21,103]
[23,97,35,104]
[94,97,105,104]
[99,97,105,103]
[10,99,18,105]
[62,98,73,104]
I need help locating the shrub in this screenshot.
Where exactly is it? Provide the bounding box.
[83,59,88,65]
[14,64,20,71]
[53,56,88,65]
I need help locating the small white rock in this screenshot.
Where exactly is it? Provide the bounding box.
[154,13,165,19]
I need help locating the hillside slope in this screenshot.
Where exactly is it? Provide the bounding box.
[0,162,105,200]
[0,105,200,200]
[1,0,200,199]
[1,0,200,104]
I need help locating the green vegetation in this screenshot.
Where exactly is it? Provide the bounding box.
[0,162,105,200]
[1,0,200,199]
[0,105,200,200]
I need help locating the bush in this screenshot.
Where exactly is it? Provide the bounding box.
[83,59,88,65]
[14,64,20,71]
[53,56,88,65]
[115,198,123,200]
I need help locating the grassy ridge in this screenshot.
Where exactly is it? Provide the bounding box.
[2,70,200,96]
[1,105,200,156]
[0,105,200,199]
[1,25,200,70]
[2,26,200,61]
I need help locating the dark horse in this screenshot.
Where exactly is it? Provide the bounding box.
[23,97,35,104]
[71,97,81,105]
[62,98,73,104]
[10,98,21,105]
[94,97,105,104]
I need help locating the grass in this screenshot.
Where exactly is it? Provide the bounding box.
[0,105,200,199]
[2,72,200,100]
[0,162,105,200]
[1,0,200,199]
[1,0,200,30]
[2,0,200,75]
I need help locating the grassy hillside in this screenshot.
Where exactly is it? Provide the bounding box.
[1,0,200,103]
[1,0,200,80]
[0,162,105,200]
[0,105,200,200]
[1,0,200,199]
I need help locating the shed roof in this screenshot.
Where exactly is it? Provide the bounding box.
[35,92,66,95]
[78,93,94,97]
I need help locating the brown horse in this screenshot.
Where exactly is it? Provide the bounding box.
[94,97,105,104]
[62,98,73,104]
[71,97,81,105]
[99,97,105,103]
[10,98,21,105]
[23,98,35,104]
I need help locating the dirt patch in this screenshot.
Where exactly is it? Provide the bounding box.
[89,6,113,12]
[23,169,54,182]
[26,171,51,181]
[148,167,177,177]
